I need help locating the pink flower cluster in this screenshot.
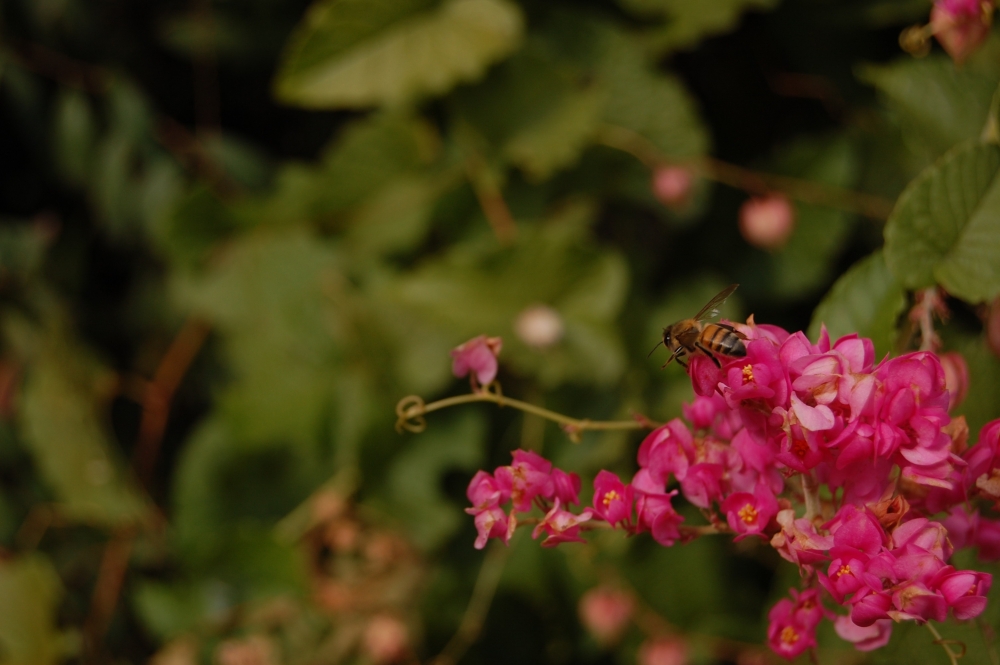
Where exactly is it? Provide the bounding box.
[465,321,999,659]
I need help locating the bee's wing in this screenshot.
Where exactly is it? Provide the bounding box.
[693,284,739,322]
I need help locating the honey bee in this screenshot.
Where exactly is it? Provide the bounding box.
[651,284,747,369]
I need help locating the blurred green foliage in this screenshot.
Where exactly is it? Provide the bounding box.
[1,0,1000,664]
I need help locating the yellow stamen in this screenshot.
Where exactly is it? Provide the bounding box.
[742,365,754,384]
[780,626,800,645]
[738,503,758,525]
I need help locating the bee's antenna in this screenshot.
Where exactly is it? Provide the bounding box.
[646,340,663,359]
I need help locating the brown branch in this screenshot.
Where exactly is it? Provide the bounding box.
[596,125,896,221]
[464,153,518,245]
[82,527,136,660]
[5,39,110,93]
[132,317,211,485]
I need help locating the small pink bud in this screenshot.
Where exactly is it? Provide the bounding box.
[738,194,795,251]
[451,335,502,388]
[514,304,564,349]
[987,297,1000,360]
[362,614,409,664]
[637,637,689,665]
[651,167,695,209]
[215,636,276,665]
[579,586,634,645]
[931,0,992,64]
[938,351,969,410]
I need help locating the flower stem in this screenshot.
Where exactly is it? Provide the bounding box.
[595,125,895,221]
[802,473,822,522]
[395,387,653,441]
[926,622,965,665]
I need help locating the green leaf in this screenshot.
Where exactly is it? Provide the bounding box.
[858,50,1000,163]
[52,89,97,186]
[258,112,433,224]
[808,251,907,358]
[378,410,485,551]
[0,555,65,665]
[172,417,325,564]
[174,229,344,443]
[378,204,630,387]
[622,0,780,53]
[597,31,708,158]
[454,47,606,180]
[275,0,524,109]
[345,174,446,257]
[884,141,1000,302]
[8,318,150,527]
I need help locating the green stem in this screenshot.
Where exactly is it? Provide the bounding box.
[926,622,964,665]
[802,473,822,522]
[396,388,653,441]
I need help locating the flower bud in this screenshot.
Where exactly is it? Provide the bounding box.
[215,636,276,665]
[514,304,564,349]
[938,351,969,410]
[451,335,503,387]
[578,586,634,645]
[931,0,992,64]
[362,614,409,664]
[987,297,1000,359]
[651,167,694,209]
[637,637,689,665]
[738,194,795,251]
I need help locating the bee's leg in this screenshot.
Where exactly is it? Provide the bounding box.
[695,343,722,368]
[676,357,688,369]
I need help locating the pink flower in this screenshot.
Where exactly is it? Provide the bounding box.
[592,471,633,525]
[532,500,592,547]
[931,0,992,64]
[934,567,992,620]
[834,616,892,651]
[721,484,778,540]
[651,166,694,209]
[578,586,634,644]
[939,351,969,410]
[469,506,511,550]
[739,194,795,251]
[495,449,552,512]
[770,509,833,567]
[550,468,582,506]
[637,637,689,665]
[767,593,817,660]
[451,335,502,387]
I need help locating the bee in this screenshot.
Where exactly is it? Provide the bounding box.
[650,284,747,369]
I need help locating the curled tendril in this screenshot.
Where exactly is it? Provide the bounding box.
[395,395,427,434]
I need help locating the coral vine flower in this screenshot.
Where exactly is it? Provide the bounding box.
[451,335,502,388]
[459,318,1000,659]
[592,471,633,525]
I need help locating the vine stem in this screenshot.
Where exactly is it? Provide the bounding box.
[926,622,965,665]
[396,386,654,441]
[802,472,822,522]
[430,542,509,665]
[595,125,895,221]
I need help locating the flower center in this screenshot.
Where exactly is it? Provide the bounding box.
[603,490,620,507]
[738,503,758,525]
[780,625,800,646]
[835,564,852,579]
[791,438,809,459]
[742,365,755,384]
